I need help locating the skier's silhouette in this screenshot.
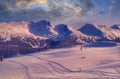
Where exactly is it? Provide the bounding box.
[0,54,3,61]
[80,44,86,59]
[80,45,82,50]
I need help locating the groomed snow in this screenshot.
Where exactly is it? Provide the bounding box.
[0,46,120,79]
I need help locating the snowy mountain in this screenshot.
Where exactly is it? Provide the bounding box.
[0,22,49,57]
[78,23,120,41]
[111,24,120,30]
[53,24,96,47]
[0,22,119,79]
[0,20,120,57]
[29,21,95,47]
[29,21,90,41]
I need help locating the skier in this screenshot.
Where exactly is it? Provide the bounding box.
[80,45,82,50]
[0,54,3,61]
[79,68,82,71]
[80,44,86,59]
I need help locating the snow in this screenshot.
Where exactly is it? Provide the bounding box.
[0,45,120,79]
[0,22,30,37]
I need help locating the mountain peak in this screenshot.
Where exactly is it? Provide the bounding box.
[30,20,53,27]
[78,23,103,37]
[55,24,73,39]
[29,20,58,39]
[111,24,120,29]
[55,24,71,31]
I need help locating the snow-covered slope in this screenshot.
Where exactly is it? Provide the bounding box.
[0,46,120,79]
[0,22,47,40]
[0,22,30,40]
[98,25,120,41]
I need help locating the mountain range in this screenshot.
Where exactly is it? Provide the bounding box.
[0,20,120,57]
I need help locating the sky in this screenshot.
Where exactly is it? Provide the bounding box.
[0,0,120,26]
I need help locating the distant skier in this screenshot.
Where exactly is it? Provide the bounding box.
[80,44,83,50]
[80,44,86,59]
[0,55,3,61]
[79,68,82,71]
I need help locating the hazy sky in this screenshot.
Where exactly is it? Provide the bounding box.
[0,0,120,26]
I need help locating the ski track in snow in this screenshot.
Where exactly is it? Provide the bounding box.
[8,60,32,79]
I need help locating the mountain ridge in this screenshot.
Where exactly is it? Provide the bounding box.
[78,23,120,41]
[0,20,120,57]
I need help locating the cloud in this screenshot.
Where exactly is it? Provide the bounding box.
[0,0,120,25]
[0,0,86,22]
[0,3,8,12]
[109,0,120,15]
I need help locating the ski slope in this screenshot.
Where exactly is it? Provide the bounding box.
[0,46,120,79]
